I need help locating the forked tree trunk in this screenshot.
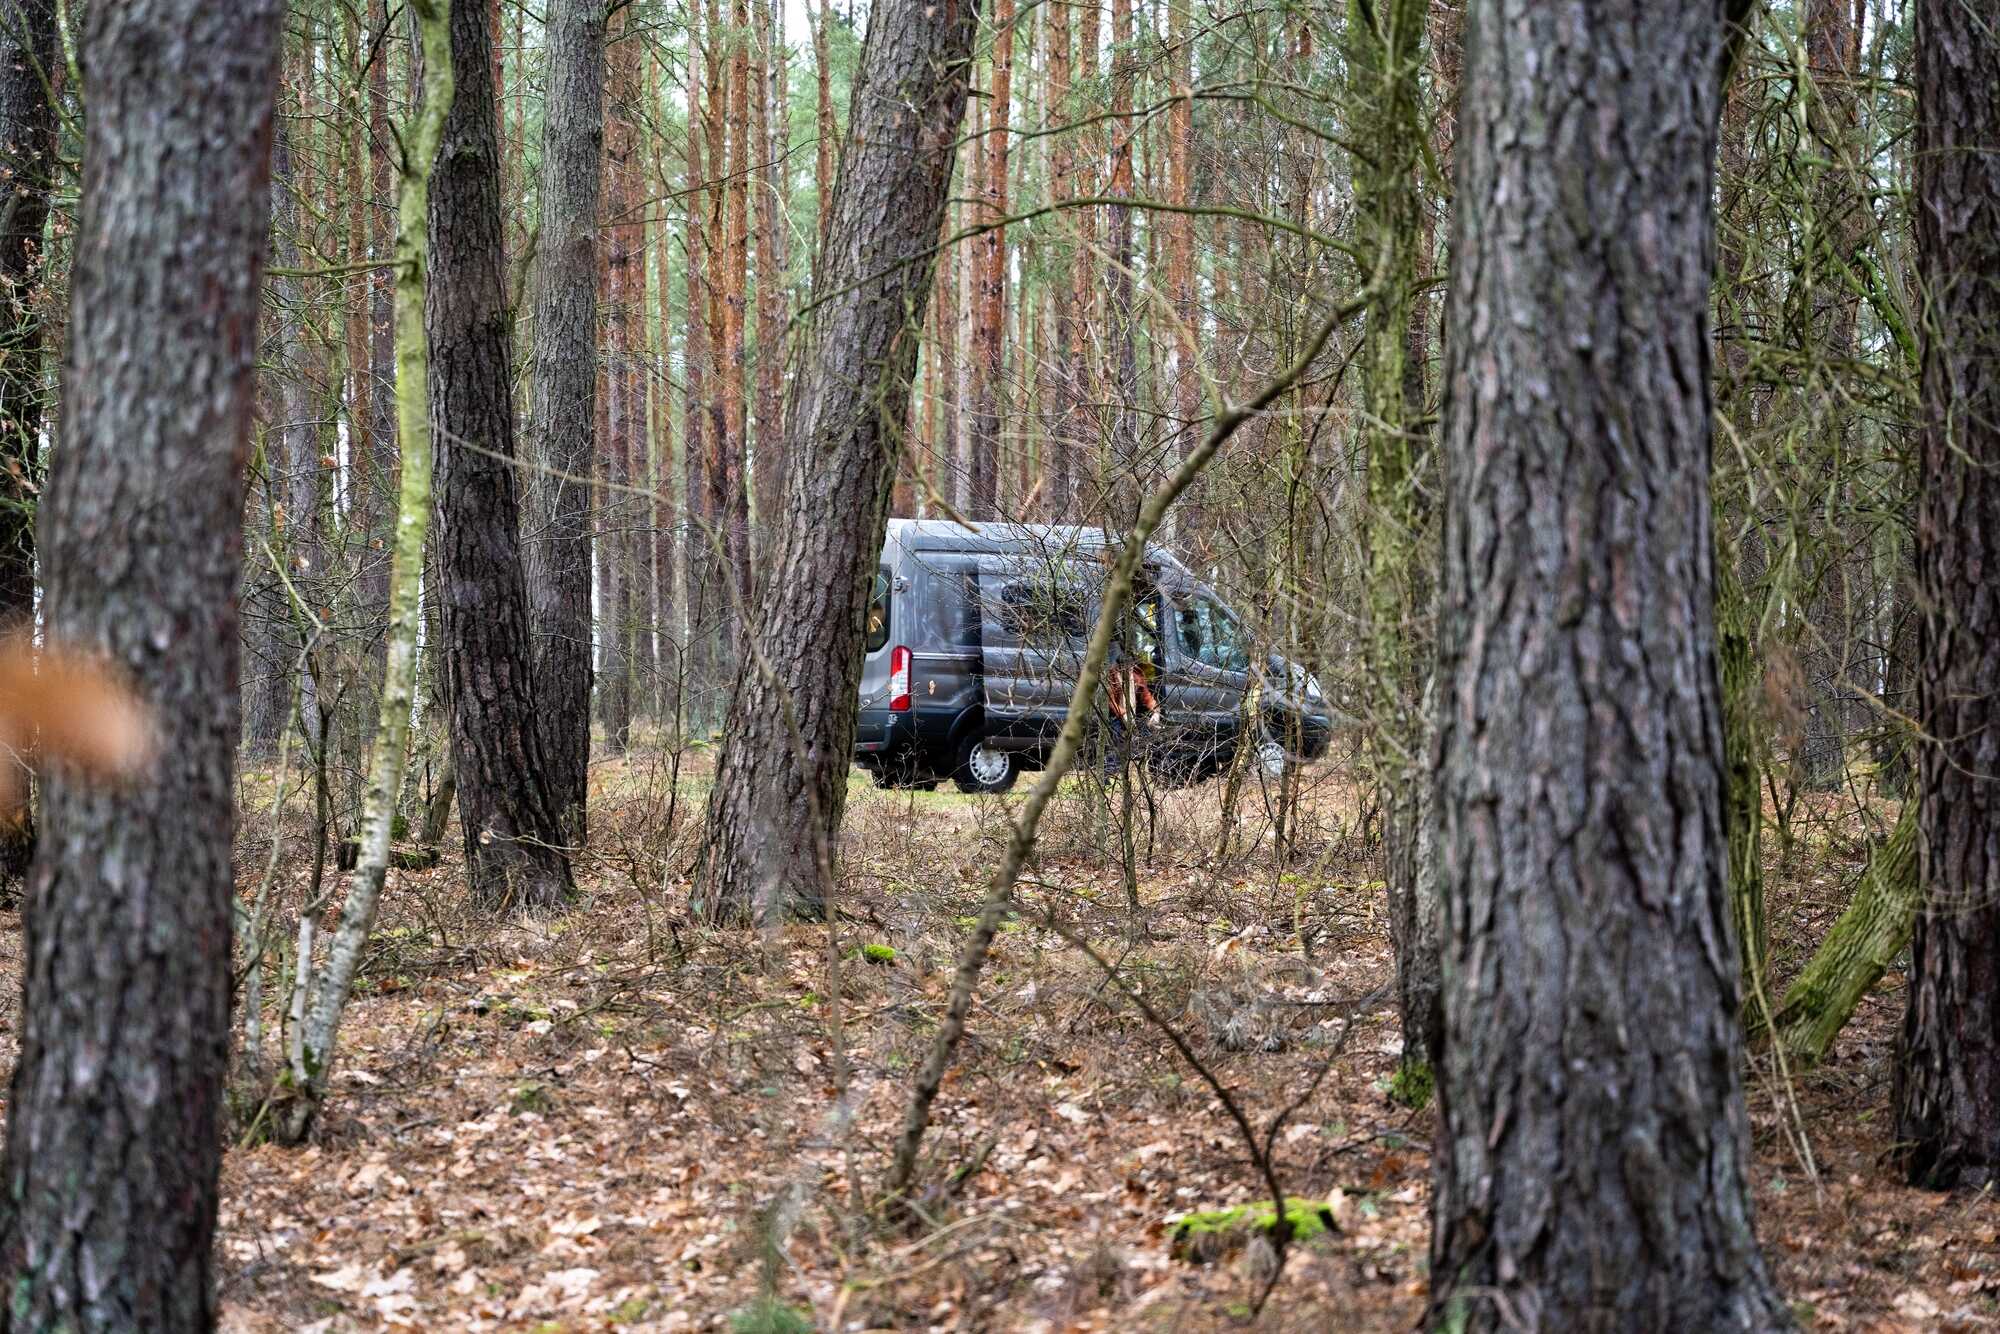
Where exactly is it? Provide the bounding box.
[428,0,574,911]
[698,0,983,925]
[278,0,453,1147]
[524,0,606,843]
[1894,0,2000,1191]
[1426,0,1788,1326]
[0,1,282,1325]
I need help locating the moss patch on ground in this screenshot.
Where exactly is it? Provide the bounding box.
[1168,1197,1341,1264]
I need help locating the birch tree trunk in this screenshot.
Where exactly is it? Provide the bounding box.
[276,0,452,1147]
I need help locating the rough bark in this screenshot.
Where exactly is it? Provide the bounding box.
[1426,1,1789,1327]
[698,0,983,924]
[0,0,56,881]
[1894,0,2000,1191]
[524,0,605,841]
[428,0,574,911]
[0,0,281,1325]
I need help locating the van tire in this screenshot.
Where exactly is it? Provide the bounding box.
[953,737,1018,794]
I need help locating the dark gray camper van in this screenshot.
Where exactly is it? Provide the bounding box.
[852,520,1334,794]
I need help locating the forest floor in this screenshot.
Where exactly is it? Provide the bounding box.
[0,751,1993,1331]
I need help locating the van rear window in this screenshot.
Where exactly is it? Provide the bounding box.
[865,569,891,653]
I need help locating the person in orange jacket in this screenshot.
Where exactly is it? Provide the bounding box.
[1101,596,1161,777]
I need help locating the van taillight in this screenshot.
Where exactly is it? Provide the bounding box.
[888,646,911,712]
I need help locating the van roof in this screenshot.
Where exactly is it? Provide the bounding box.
[883,518,1191,573]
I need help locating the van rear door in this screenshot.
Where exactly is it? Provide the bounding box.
[853,566,897,754]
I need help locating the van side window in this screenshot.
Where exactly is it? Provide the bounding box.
[865,569,891,653]
[993,575,1087,646]
[1176,596,1251,672]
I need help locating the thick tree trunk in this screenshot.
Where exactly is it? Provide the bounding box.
[698,0,983,925]
[1426,1,1788,1327]
[0,0,58,881]
[1894,0,2000,1191]
[428,0,574,911]
[524,0,605,841]
[0,0,282,1326]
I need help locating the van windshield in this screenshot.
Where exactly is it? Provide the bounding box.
[865,569,891,653]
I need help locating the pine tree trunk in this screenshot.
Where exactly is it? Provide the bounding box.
[596,11,637,754]
[524,0,605,840]
[1894,0,2000,1191]
[699,0,983,925]
[0,1,282,1324]
[1044,2,1074,518]
[683,12,718,732]
[1427,0,1788,1325]
[723,0,753,607]
[752,0,789,555]
[967,0,1010,519]
[1067,0,1100,518]
[428,0,574,910]
[1104,0,1135,522]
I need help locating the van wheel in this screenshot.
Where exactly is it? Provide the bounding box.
[954,737,1018,794]
[1253,733,1291,781]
